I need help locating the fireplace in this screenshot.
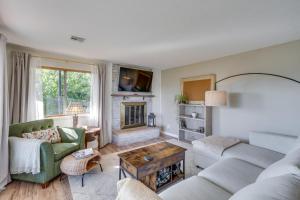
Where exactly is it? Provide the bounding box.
[120,102,147,129]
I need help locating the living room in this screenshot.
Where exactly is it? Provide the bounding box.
[0,1,300,200]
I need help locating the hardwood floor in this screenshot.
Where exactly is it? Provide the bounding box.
[0,135,172,200]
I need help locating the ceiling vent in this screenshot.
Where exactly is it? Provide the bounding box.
[70,35,85,42]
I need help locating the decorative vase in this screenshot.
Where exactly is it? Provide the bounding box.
[191,112,197,118]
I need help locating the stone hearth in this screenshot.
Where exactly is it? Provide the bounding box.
[112,126,160,146]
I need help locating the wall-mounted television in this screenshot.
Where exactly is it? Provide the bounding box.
[118,67,153,92]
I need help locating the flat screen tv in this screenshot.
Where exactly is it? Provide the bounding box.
[118,67,153,92]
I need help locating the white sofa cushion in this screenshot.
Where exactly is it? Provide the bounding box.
[257,148,300,181]
[249,131,298,154]
[223,143,284,168]
[198,158,263,193]
[229,174,300,200]
[159,176,232,200]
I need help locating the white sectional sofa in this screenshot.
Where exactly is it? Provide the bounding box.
[116,131,300,200]
[192,131,296,169]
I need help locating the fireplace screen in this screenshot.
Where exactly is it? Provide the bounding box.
[120,102,147,129]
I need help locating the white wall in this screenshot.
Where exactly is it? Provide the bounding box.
[161,40,300,140]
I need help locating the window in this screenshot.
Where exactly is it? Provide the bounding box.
[41,67,91,117]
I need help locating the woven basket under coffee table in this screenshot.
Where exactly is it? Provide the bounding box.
[60,150,103,187]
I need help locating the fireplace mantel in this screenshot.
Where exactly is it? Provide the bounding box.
[111,93,155,100]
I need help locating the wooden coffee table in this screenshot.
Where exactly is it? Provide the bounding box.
[118,142,186,192]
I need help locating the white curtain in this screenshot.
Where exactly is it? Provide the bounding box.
[27,57,44,121]
[89,63,111,147]
[0,34,11,191]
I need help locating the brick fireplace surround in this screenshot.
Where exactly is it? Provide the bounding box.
[111,64,160,145]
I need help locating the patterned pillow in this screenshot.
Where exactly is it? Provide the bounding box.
[22,127,61,143]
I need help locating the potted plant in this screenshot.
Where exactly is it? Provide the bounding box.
[175,94,188,104]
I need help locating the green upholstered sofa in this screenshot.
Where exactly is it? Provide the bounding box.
[9,119,85,187]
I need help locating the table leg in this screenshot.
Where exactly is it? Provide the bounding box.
[119,159,122,180]
[82,174,85,187]
[99,163,103,172]
[183,158,185,179]
[122,169,126,178]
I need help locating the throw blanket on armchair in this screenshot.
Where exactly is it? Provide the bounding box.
[9,137,45,174]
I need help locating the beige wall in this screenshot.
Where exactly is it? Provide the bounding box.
[161,40,300,139]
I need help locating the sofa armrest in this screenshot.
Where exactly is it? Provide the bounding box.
[116,178,162,200]
[58,127,85,149]
[40,142,55,181]
[249,131,298,154]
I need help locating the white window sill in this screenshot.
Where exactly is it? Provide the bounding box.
[46,113,90,119]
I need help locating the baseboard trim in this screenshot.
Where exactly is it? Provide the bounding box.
[161,131,178,139]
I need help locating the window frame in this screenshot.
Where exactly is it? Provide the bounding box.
[41,66,91,118]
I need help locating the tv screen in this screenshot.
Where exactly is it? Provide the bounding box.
[118,67,153,92]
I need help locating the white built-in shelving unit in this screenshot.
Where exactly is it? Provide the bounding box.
[178,104,212,143]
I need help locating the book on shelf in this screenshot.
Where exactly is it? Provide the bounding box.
[72,148,94,159]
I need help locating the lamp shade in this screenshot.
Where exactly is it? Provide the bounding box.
[205,91,227,106]
[66,102,86,114]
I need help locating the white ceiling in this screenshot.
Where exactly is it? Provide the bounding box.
[0,0,300,69]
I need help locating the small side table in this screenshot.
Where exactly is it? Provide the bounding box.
[84,127,101,149]
[60,150,103,187]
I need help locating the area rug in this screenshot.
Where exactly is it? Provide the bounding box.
[68,139,200,200]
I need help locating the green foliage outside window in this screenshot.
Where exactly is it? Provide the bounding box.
[41,68,91,116]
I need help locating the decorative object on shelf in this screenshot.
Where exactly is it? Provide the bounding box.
[199,127,205,133]
[191,112,197,118]
[175,94,188,104]
[205,90,227,107]
[66,102,86,127]
[180,119,187,129]
[147,113,156,127]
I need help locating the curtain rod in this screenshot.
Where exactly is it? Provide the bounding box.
[30,55,97,66]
